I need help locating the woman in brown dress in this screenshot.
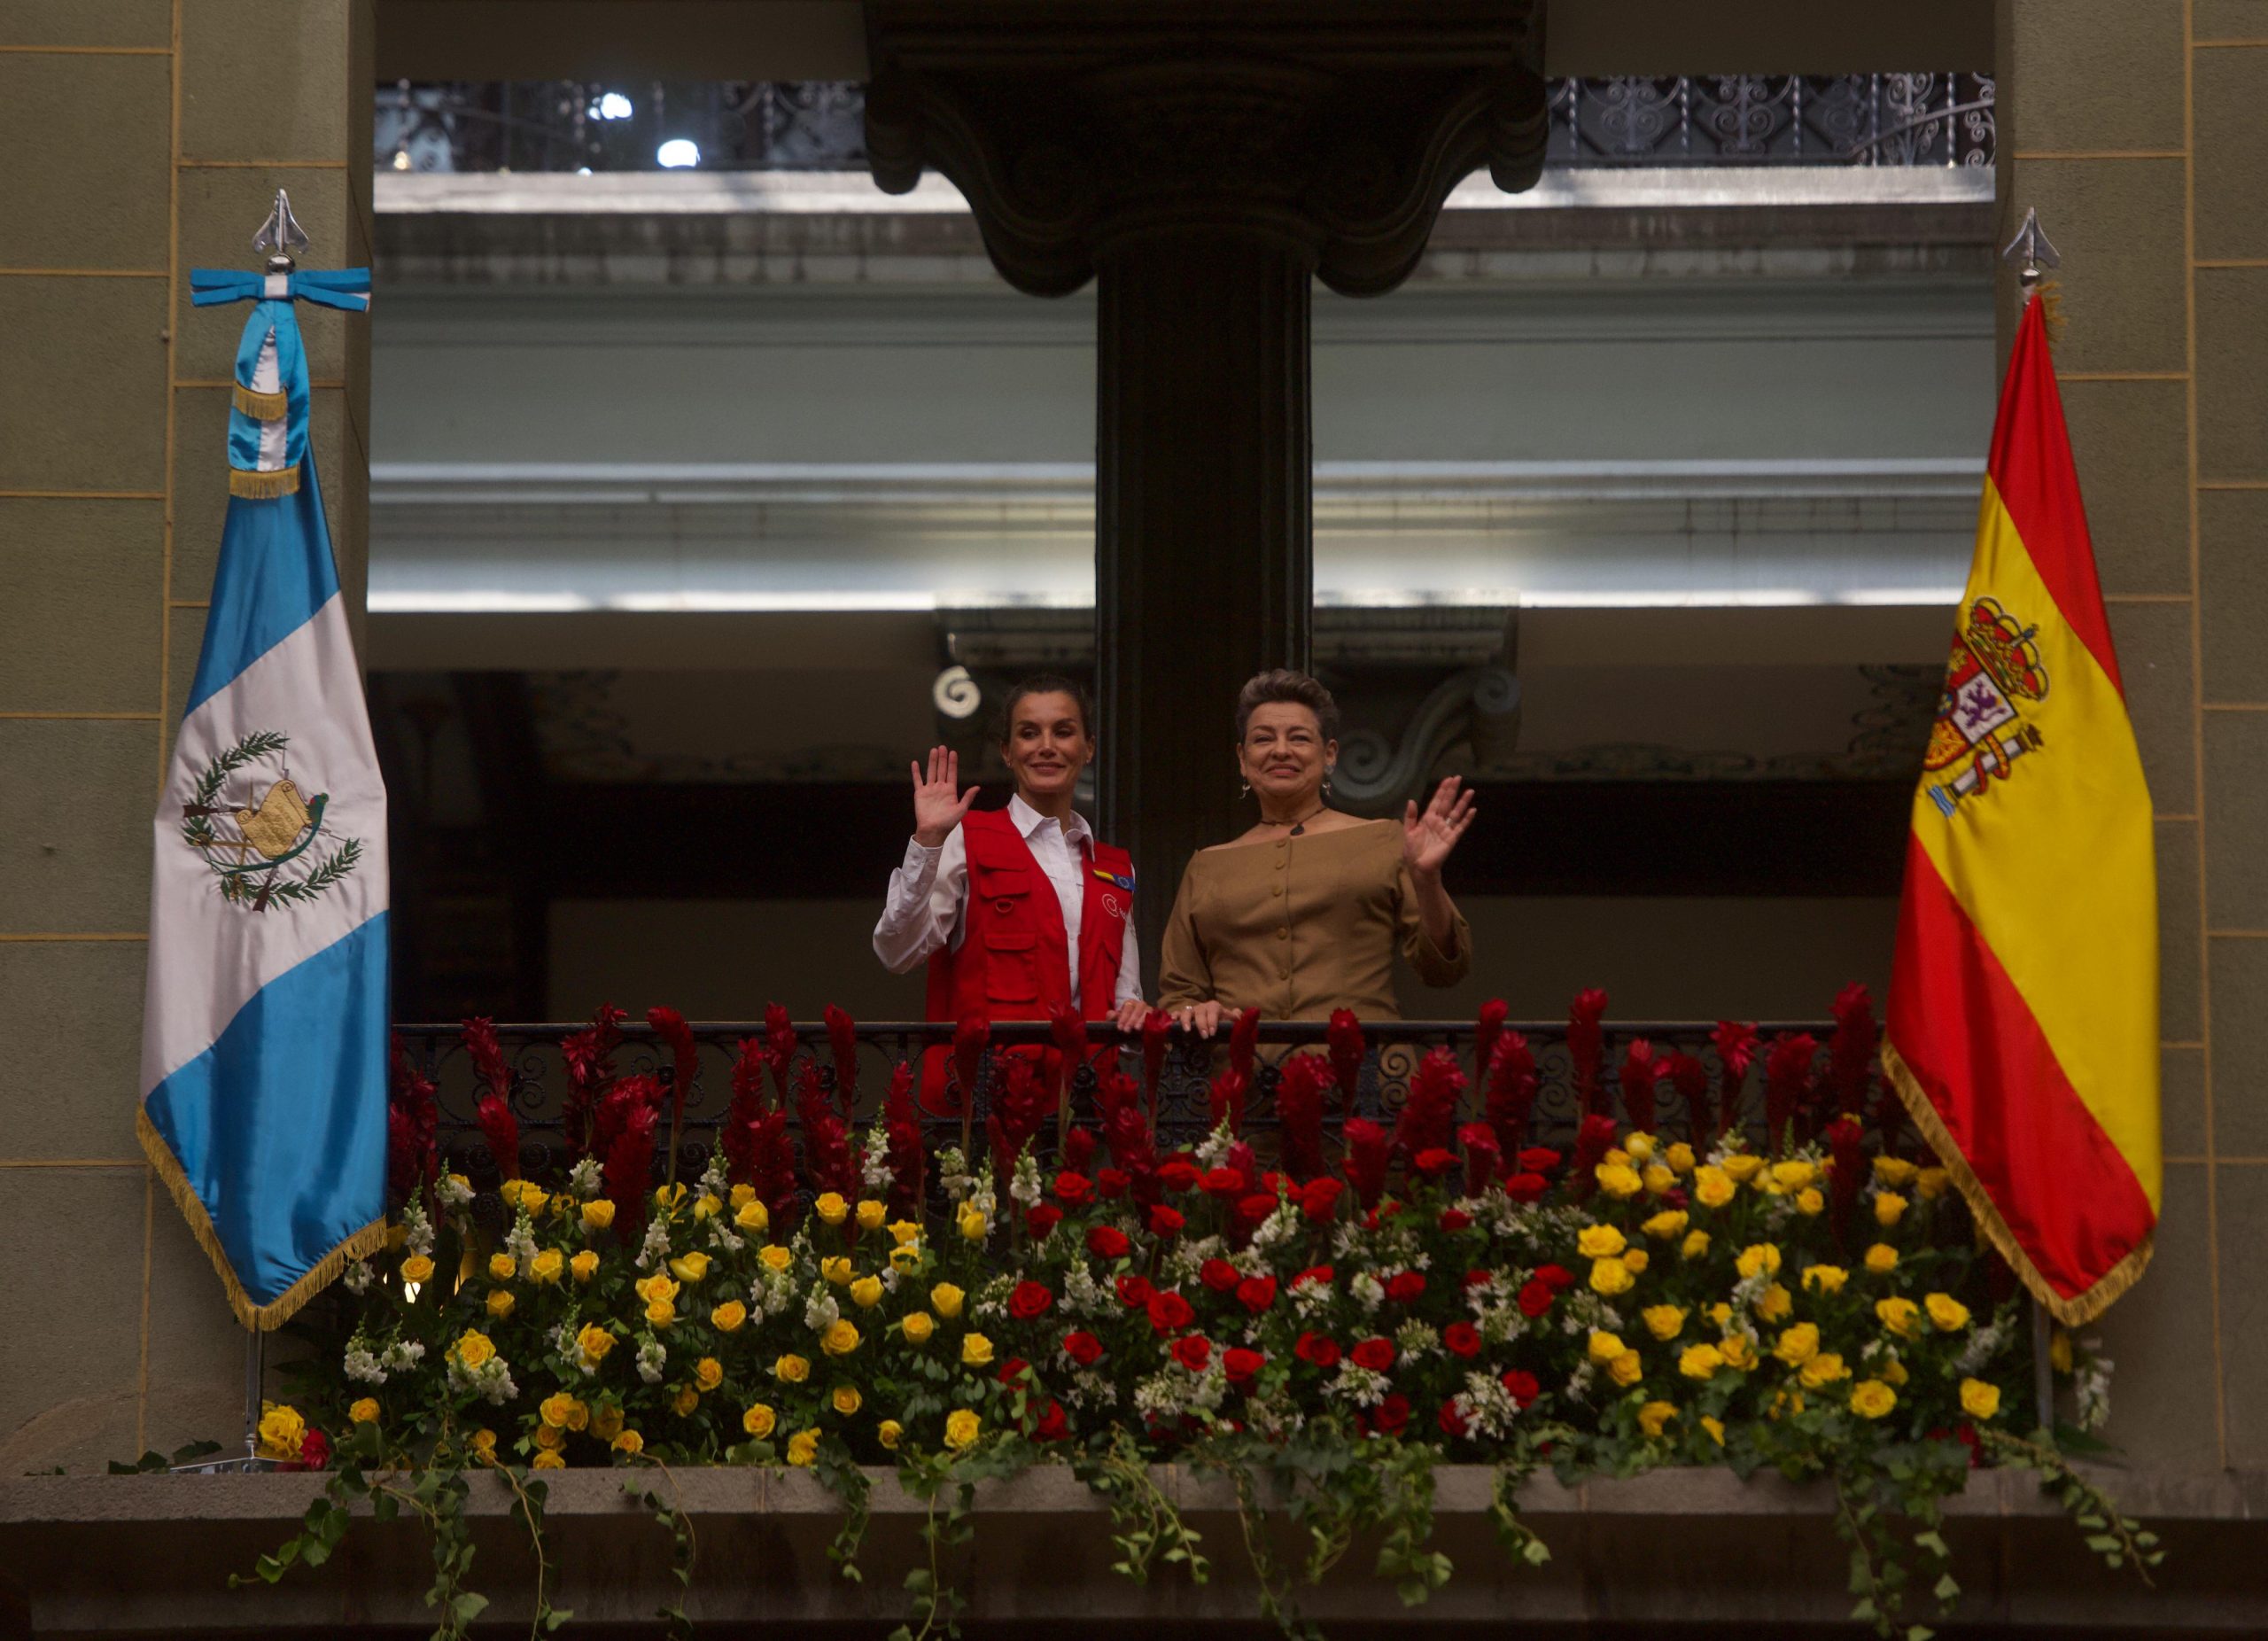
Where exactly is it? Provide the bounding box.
[1158,669,1477,1034]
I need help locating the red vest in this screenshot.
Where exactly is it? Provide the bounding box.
[921,806,1134,1110]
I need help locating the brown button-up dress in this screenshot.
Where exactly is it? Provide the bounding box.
[1156,820,1472,1021]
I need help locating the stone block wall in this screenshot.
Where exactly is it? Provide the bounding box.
[0,0,371,1474]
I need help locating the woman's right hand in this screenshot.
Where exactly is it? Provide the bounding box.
[911,745,977,849]
[1173,1000,1226,1039]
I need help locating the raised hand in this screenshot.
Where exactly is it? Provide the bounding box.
[1402,775,1478,880]
[912,745,977,848]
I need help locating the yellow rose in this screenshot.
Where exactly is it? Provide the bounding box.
[877,1419,904,1450]
[760,1244,792,1272]
[1642,1209,1689,1241]
[944,1409,982,1450]
[1774,1323,1821,1366]
[400,1254,436,1286]
[1642,1163,1676,1196]
[1609,1349,1644,1387]
[1700,1414,1725,1446]
[1587,1331,1627,1365]
[634,1272,680,1304]
[787,1428,821,1467]
[1718,1333,1758,1371]
[1802,1264,1848,1295]
[730,1183,757,1208]
[1874,1191,1909,1227]
[613,1428,646,1455]
[958,1206,989,1242]
[1604,1146,1630,1169]
[930,1282,966,1319]
[1641,1304,1687,1342]
[1720,1155,1764,1183]
[819,1256,854,1287]
[850,1275,884,1310]
[672,1386,700,1417]
[1735,1243,1782,1280]
[655,1183,687,1212]
[961,1331,995,1368]
[577,1323,616,1367]
[349,1396,380,1426]
[695,1357,724,1392]
[1708,1302,1733,1328]
[1681,1230,1712,1261]
[1875,1296,1922,1339]
[1769,1160,1817,1192]
[1678,1343,1725,1380]
[1575,1224,1627,1259]
[454,1329,497,1370]
[1795,1188,1825,1217]
[530,1248,566,1285]
[735,1199,770,1233]
[890,1244,921,1273]
[1751,1283,1792,1324]
[646,1298,677,1327]
[742,1403,776,1438]
[1637,1400,1678,1438]
[1624,1133,1656,1163]
[591,1404,625,1440]
[533,1419,566,1451]
[487,1252,517,1282]
[1589,1256,1635,1296]
[901,1310,936,1345]
[1873,1155,1918,1189]
[1595,1162,1643,1199]
[1960,1378,2002,1420]
[485,1289,516,1319]
[1799,1351,1851,1388]
[775,1352,812,1382]
[1863,1243,1899,1274]
[1848,1380,1897,1419]
[468,1427,498,1463]
[833,1385,863,1416]
[1924,1292,1971,1332]
[1622,1248,1651,1275]
[694,1193,722,1221]
[815,1192,850,1226]
[540,1392,580,1430]
[1666,1142,1697,1175]
[582,1199,617,1232]
[1883,1356,1909,1387]
[255,1403,307,1461]
[571,1249,601,1283]
[822,1318,862,1357]
[712,1300,749,1334]
[532,1449,566,1469]
[1915,1166,1952,1200]
[1693,1167,1736,1209]
[501,1180,549,1214]
[669,1252,711,1284]
[888,1219,922,1247]
[856,1199,888,1231]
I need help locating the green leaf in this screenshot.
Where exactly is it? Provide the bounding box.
[451,1590,489,1622]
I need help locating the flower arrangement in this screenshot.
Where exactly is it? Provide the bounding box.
[241,989,2156,1641]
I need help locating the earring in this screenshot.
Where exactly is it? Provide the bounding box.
[1239,780,1252,797]
[1322,774,1333,796]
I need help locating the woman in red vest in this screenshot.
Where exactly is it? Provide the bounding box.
[873,675,1146,1109]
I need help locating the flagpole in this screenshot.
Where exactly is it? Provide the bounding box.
[2030,1299,2055,1432]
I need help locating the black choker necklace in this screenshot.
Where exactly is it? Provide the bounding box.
[1270,804,1329,837]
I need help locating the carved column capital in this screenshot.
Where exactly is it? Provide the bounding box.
[863,2,1548,297]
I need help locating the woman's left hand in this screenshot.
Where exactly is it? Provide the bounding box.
[1112,997,1152,1033]
[1402,775,1478,880]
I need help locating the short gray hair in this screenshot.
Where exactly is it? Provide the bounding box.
[1234,668,1340,743]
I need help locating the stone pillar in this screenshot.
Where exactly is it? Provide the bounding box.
[2000,3,2268,1473]
[866,2,1546,961]
[0,0,371,1473]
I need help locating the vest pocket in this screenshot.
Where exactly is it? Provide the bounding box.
[983,927,1042,1004]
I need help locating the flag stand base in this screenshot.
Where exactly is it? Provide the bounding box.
[171,1329,282,1474]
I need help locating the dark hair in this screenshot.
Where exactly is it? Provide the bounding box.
[998,673,1094,742]
[1235,668,1340,743]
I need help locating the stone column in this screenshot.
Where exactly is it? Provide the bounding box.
[865,2,1546,961]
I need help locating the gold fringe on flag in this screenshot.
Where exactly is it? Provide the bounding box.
[228,464,300,500]
[137,1107,388,1332]
[1882,1041,2152,1327]
[231,382,289,421]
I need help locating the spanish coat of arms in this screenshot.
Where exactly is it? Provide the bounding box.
[1922,595,2051,818]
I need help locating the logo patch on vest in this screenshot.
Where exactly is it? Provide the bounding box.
[1093,867,1134,890]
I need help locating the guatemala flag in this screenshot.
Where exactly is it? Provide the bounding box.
[138,265,389,1329]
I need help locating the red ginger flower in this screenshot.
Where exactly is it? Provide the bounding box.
[987,1052,1052,1176]
[1473,998,1509,1084]
[1826,1113,1866,1249]
[1327,1010,1365,1110]
[647,1006,699,1124]
[1458,1121,1501,1196]
[1208,1067,1250,1138]
[1273,1052,1333,1183]
[1341,1116,1393,1210]
[882,1060,925,1217]
[1228,1006,1262,1082]
[1141,1009,1173,1110]
[1483,1030,1539,1162]
[1050,1004,1090,1098]
[462,1017,521,1180]
[1568,1113,1619,1202]
[1763,1031,1820,1154]
[1827,982,1879,1117]
[386,1033,439,1203]
[796,1060,859,1199]
[1568,988,1610,1117]
[602,1100,657,1238]
[1394,1046,1466,1163]
[763,1002,798,1108]
[558,1003,625,1161]
[1711,1021,1759,1139]
[822,1003,859,1109]
[1618,1038,1662,1135]
[951,1013,990,1115]
[1662,1050,1710,1141]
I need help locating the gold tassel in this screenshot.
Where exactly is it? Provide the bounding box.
[1881,1043,2153,1326]
[228,464,300,500]
[232,383,288,421]
[138,1108,390,1332]
[2031,277,2066,346]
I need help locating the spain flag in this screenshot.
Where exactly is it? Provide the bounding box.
[1884,296,2158,1326]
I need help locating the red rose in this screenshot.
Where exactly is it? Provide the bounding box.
[1034,1399,1069,1442]
[1147,1204,1185,1237]
[1299,1178,1344,1224]
[1463,1268,1492,1290]
[1439,1208,1472,1232]
[1026,1204,1063,1238]
[1054,1170,1095,1207]
[1147,1290,1195,1334]
[1009,1280,1054,1319]
[1384,1270,1426,1304]
[1200,1257,1239,1293]
[1097,1167,1131,1198]
[1412,1147,1458,1177]
[1442,1321,1482,1358]
[1235,1192,1278,1226]
[1063,1331,1103,1366]
[998,1357,1032,1386]
[1503,1171,1548,1203]
[293,1427,330,1471]
[1157,1159,1201,1192]
[1293,1332,1340,1368]
[1223,1347,1264,1387]
[1439,1401,1470,1438]
[1535,1263,1575,1292]
[1235,1275,1278,1314]
[1517,1279,1554,1318]
[1117,1274,1156,1309]
[1351,1337,1396,1373]
[1087,1225,1131,1260]
[1291,1264,1334,1290]
[1518,1147,1561,1174]
[1372,1393,1410,1436]
[1501,1369,1540,1408]
[1200,1166,1247,1198]
[1172,1334,1212,1372]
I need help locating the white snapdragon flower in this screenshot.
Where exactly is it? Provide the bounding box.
[342,1259,376,1296]
[400,1199,435,1258]
[637,1338,668,1385]
[636,1215,672,1270]
[435,1173,473,1211]
[568,1156,603,1197]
